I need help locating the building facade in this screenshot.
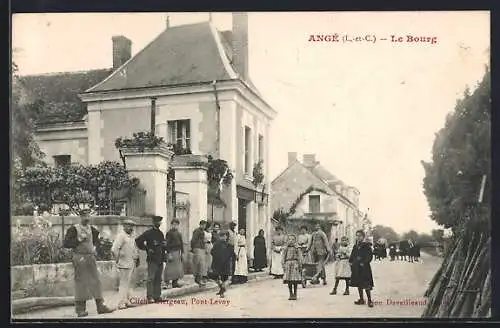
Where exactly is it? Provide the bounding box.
[26,14,276,258]
[271,152,363,243]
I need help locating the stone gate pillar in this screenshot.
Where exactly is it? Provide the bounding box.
[121,145,173,234]
[171,154,208,239]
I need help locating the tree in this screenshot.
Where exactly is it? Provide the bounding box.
[371,225,400,243]
[422,67,490,230]
[402,229,419,242]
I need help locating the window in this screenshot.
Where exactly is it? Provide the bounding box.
[258,134,264,162]
[168,120,191,150]
[54,155,71,167]
[309,195,321,213]
[244,126,251,174]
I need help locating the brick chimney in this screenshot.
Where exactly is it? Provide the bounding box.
[288,152,297,167]
[232,12,249,80]
[112,35,132,70]
[302,154,318,167]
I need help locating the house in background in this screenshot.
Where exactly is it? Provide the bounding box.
[21,13,277,258]
[271,152,363,243]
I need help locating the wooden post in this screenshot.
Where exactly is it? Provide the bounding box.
[151,97,157,136]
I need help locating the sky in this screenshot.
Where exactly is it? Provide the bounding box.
[12,12,490,234]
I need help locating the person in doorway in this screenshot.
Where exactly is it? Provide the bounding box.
[232,228,249,284]
[253,229,268,272]
[163,218,184,288]
[135,215,165,303]
[203,222,214,281]
[282,234,303,300]
[330,236,352,296]
[227,221,238,279]
[297,225,312,263]
[63,209,114,317]
[211,230,234,298]
[270,226,286,278]
[310,221,331,285]
[350,230,375,308]
[111,219,139,309]
[190,220,207,286]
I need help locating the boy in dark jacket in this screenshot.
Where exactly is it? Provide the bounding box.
[211,231,234,298]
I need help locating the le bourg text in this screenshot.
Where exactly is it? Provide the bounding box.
[308,34,438,45]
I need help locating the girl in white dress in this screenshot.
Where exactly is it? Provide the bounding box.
[232,228,248,284]
[330,236,352,295]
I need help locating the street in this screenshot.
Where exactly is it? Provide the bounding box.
[14,252,441,319]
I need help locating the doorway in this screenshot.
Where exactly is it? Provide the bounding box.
[238,198,247,230]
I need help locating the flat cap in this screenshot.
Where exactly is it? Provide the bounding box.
[152,215,163,222]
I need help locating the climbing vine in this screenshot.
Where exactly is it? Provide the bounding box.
[272,185,328,223]
[252,160,265,186]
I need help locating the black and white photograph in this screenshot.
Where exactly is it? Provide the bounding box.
[11,11,491,319]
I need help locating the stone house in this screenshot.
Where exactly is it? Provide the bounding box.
[22,13,276,259]
[271,152,363,243]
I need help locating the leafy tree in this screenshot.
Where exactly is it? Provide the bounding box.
[422,67,490,232]
[371,224,400,243]
[402,229,419,242]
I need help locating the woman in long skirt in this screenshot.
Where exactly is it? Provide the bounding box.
[232,228,248,284]
[253,229,268,271]
[203,223,213,281]
[297,225,312,263]
[330,236,351,295]
[349,230,375,307]
[282,234,303,300]
[270,226,286,278]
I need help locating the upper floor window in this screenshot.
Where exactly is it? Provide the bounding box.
[54,155,71,168]
[168,120,191,150]
[244,126,251,174]
[258,134,264,162]
[309,195,321,213]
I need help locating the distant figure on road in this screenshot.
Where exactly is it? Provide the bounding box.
[63,209,113,317]
[330,236,352,296]
[389,243,397,261]
[190,220,208,286]
[309,221,330,285]
[163,218,184,289]
[135,215,165,303]
[282,234,303,300]
[253,229,268,272]
[211,230,234,298]
[111,219,139,309]
[270,226,286,278]
[232,228,248,284]
[349,230,374,308]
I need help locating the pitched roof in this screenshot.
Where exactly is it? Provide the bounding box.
[19,69,113,124]
[88,22,242,93]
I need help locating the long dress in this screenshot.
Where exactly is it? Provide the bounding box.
[203,230,213,278]
[297,233,312,263]
[232,234,248,284]
[163,229,184,282]
[334,245,352,279]
[282,245,303,283]
[253,235,268,270]
[211,240,233,282]
[349,241,374,290]
[270,234,286,276]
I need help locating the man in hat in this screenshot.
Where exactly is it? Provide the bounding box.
[227,221,238,279]
[164,218,184,288]
[112,219,139,309]
[63,209,114,317]
[135,215,165,302]
[190,220,207,286]
[310,220,331,285]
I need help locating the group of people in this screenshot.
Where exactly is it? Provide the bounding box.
[387,240,421,262]
[268,221,376,307]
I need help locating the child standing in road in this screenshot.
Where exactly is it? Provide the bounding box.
[282,234,303,300]
[211,231,234,298]
[330,236,352,295]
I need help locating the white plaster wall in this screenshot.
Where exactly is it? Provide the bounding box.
[87,104,102,165]
[37,138,87,165]
[291,191,337,218]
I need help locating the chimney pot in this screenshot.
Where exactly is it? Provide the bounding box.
[232,12,249,80]
[303,154,317,167]
[287,152,297,167]
[112,35,132,70]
